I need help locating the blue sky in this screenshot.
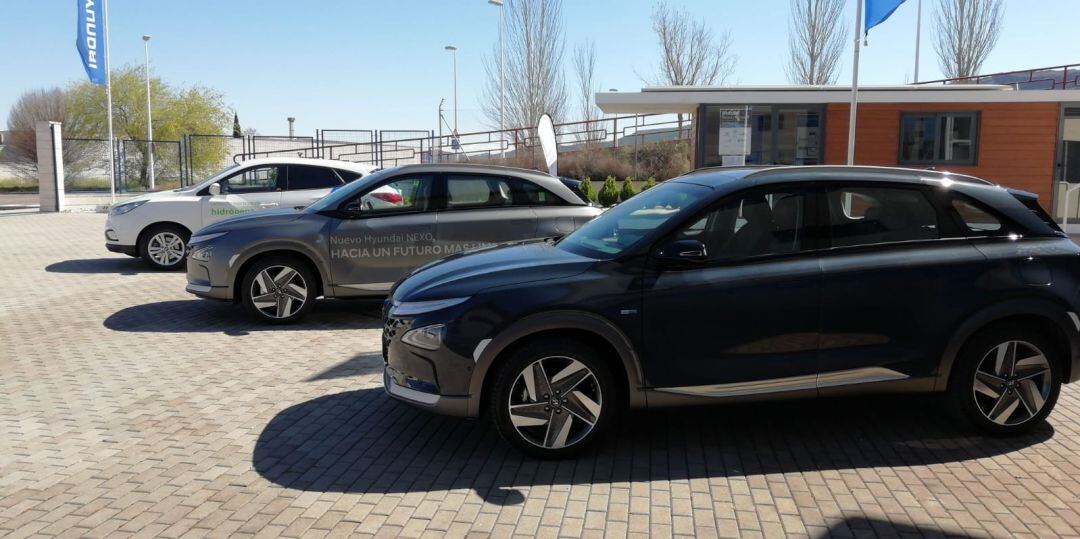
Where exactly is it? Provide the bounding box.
[2,0,1077,137]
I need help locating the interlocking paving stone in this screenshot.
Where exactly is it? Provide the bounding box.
[2,212,1080,537]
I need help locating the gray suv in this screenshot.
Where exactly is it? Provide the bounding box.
[184,164,601,323]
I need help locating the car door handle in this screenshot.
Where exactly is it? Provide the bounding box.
[259,202,279,208]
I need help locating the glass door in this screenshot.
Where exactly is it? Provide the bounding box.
[699,105,822,167]
[1053,107,1080,226]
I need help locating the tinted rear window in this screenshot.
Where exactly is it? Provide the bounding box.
[288,165,343,190]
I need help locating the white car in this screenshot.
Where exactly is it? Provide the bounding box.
[105,157,376,270]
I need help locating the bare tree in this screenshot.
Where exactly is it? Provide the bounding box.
[2,87,94,181]
[786,0,847,85]
[481,0,567,132]
[647,2,736,87]
[572,39,601,144]
[933,0,1004,79]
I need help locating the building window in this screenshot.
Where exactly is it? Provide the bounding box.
[899,112,978,165]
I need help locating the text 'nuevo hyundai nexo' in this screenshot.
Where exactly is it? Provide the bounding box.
[382,165,1080,458]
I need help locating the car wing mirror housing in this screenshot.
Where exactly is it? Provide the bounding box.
[208,183,221,196]
[653,239,707,265]
[340,199,366,217]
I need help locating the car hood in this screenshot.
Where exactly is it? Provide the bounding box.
[110,188,186,207]
[392,240,596,302]
[196,208,306,234]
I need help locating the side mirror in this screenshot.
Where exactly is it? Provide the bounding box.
[653,239,707,264]
[208,183,221,196]
[341,199,365,216]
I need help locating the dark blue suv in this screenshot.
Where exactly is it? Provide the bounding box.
[382,166,1080,458]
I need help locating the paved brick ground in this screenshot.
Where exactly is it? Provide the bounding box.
[2,212,1080,538]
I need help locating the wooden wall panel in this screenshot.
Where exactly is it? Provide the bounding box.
[824,102,1060,206]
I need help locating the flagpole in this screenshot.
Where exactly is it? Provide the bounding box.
[913,0,922,82]
[104,0,116,203]
[846,0,863,165]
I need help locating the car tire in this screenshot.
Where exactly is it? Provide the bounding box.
[489,339,616,459]
[139,224,190,271]
[948,324,1061,435]
[240,255,317,324]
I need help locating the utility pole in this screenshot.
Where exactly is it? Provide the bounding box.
[142,35,155,190]
[444,45,458,133]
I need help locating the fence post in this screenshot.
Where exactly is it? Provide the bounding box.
[36,121,65,212]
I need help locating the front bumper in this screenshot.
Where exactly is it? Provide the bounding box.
[383,368,470,416]
[105,242,139,256]
[382,313,479,417]
[185,256,232,300]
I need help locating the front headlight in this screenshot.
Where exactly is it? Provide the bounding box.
[189,246,213,262]
[110,199,147,215]
[390,297,470,316]
[401,324,445,350]
[189,231,228,244]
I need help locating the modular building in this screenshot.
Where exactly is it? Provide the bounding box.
[597,84,1080,225]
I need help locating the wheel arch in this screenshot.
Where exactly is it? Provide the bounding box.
[936,299,1079,391]
[468,310,647,418]
[231,247,327,302]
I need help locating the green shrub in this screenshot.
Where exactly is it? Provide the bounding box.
[642,177,657,190]
[620,177,637,201]
[579,177,596,202]
[598,176,620,206]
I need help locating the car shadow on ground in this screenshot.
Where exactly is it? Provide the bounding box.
[45,257,175,275]
[306,352,385,382]
[104,299,383,335]
[816,517,989,538]
[253,388,1054,507]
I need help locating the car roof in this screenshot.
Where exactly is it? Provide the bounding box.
[237,157,377,173]
[673,165,997,191]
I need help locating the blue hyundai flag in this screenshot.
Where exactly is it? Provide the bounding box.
[865,0,907,35]
[76,0,107,85]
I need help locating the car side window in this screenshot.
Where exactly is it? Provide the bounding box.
[222,166,281,194]
[287,165,343,191]
[509,178,566,206]
[674,189,807,262]
[335,169,364,183]
[827,185,939,247]
[950,196,1004,235]
[446,175,512,209]
[353,175,433,214]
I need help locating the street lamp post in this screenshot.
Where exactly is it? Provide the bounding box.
[488,0,505,158]
[142,34,155,190]
[444,45,458,134]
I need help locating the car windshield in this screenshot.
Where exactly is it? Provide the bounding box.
[558,182,711,259]
[304,167,398,212]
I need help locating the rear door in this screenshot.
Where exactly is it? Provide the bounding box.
[513,177,583,238]
[327,173,437,295]
[435,173,538,255]
[817,182,988,390]
[201,164,283,226]
[282,164,345,208]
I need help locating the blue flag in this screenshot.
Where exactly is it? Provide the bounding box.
[865,0,907,35]
[76,0,108,85]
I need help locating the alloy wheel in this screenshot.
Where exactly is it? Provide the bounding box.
[507,356,602,450]
[972,340,1052,426]
[249,265,309,319]
[147,232,185,266]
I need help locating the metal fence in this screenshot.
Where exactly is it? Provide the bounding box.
[916,63,1080,90]
[8,113,683,194]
